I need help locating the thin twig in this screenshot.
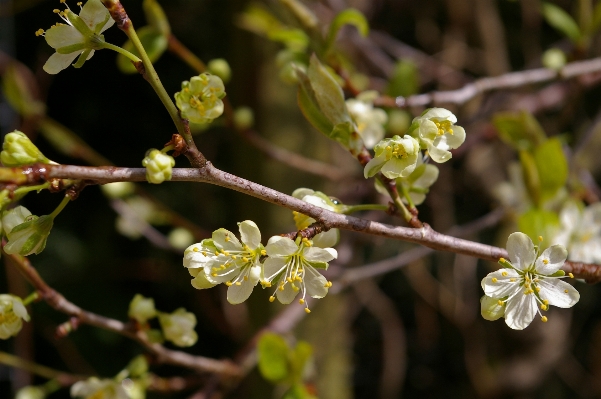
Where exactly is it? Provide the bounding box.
[374,57,601,108]
[6,253,241,377]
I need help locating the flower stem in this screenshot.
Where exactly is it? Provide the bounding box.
[342,204,389,214]
[161,144,175,153]
[49,195,71,219]
[122,25,192,146]
[99,41,141,63]
[398,183,416,209]
[22,291,39,306]
[376,175,413,222]
[14,183,50,196]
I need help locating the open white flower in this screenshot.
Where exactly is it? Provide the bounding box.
[553,201,601,263]
[364,134,420,179]
[183,221,265,304]
[413,108,465,163]
[263,236,336,313]
[38,0,115,74]
[481,232,579,330]
[292,188,340,248]
[346,91,388,149]
[71,377,129,399]
[0,294,30,339]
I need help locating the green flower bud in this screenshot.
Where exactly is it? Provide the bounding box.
[207,58,232,83]
[1,131,50,167]
[542,48,567,70]
[128,294,157,324]
[101,182,136,199]
[174,73,226,124]
[168,227,194,250]
[125,355,149,378]
[0,294,30,339]
[142,149,175,184]
[233,106,254,130]
[3,215,53,256]
[158,308,198,347]
[2,206,33,235]
[15,386,46,399]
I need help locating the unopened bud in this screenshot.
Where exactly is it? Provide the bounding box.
[1,131,51,166]
[142,149,175,184]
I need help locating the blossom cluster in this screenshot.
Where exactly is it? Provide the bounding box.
[363,108,465,181]
[183,220,336,313]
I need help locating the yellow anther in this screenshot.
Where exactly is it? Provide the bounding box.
[243,276,248,281]
[543,259,549,265]
[286,277,293,283]
[502,271,508,276]
[77,1,82,5]
[304,308,311,314]
[564,289,569,293]
[212,273,217,277]
[541,304,548,311]
[538,235,543,242]
[225,281,232,287]
[510,278,516,282]
[535,287,541,292]
[491,277,498,283]
[34,29,45,36]
[214,251,220,256]
[261,250,267,256]
[295,276,302,282]
[499,257,506,262]
[242,257,249,262]
[192,247,199,252]
[541,316,548,323]
[235,282,242,286]
[543,299,549,305]
[225,236,230,242]
[269,296,275,302]
[292,284,300,292]
[278,285,285,291]
[569,273,574,278]
[202,251,207,256]
[53,9,60,13]
[299,298,305,304]
[497,300,504,306]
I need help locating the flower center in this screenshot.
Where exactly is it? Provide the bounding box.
[385,144,408,160]
[434,120,453,136]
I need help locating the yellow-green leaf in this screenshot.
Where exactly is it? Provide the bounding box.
[542,2,581,42]
[326,8,369,51]
[257,333,290,383]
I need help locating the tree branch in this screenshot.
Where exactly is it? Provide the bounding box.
[374,57,601,108]
[3,164,600,282]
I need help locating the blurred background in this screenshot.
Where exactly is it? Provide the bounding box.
[2,0,601,397]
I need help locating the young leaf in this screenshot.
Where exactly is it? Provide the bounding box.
[143,0,170,36]
[518,208,559,248]
[534,137,568,201]
[542,2,581,42]
[493,111,546,151]
[326,8,369,51]
[306,54,351,126]
[297,70,334,136]
[386,60,419,97]
[257,333,290,383]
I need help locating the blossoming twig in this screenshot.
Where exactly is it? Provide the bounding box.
[5,252,241,377]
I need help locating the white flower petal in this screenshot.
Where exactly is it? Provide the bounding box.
[44,25,84,49]
[238,220,261,249]
[43,51,80,74]
[227,270,259,305]
[212,228,242,251]
[506,232,535,270]
[538,279,579,308]
[363,154,387,178]
[80,0,114,32]
[263,257,288,280]
[311,229,339,248]
[480,295,505,321]
[445,125,466,149]
[420,108,457,123]
[303,246,337,263]
[535,245,567,274]
[427,145,451,163]
[191,272,217,290]
[504,291,537,330]
[11,299,29,322]
[416,119,439,142]
[265,236,298,256]
[304,267,328,298]
[481,269,521,298]
[276,281,298,304]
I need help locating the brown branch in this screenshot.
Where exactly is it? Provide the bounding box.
[374,57,601,108]
[3,164,599,281]
[6,253,241,377]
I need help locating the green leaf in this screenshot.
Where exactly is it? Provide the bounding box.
[533,137,568,201]
[143,0,171,36]
[268,28,309,51]
[290,341,313,383]
[280,0,319,32]
[519,150,541,206]
[1,64,45,117]
[236,4,284,36]
[326,8,369,51]
[386,60,419,97]
[306,54,351,126]
[257,333,290,383]
[117,26,168,74]
[297,72,334,136]
[492,111,546,151]
[518,208,559,247]
[542,2,581,42]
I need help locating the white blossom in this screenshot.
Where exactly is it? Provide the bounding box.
[553,201,601,263]
[0,294,30,339]
[413,108,466,163]
[71,377,129,399]
[158,308,198,347]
